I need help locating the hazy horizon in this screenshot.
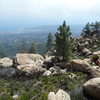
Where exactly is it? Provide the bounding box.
[0,0,100,31]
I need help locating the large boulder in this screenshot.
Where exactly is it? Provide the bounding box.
[14,53,44,66]
[69,59,92,73]
[17,64,46,75]
[83,78,100,99]
[48,89,71,100]
[0,57,13,67]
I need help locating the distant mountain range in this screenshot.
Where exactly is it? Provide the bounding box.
[0,24,84,43]
[0,24,84,57]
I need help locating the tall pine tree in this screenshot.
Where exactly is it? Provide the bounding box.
[82,22,90,36]
[55,21,74,62]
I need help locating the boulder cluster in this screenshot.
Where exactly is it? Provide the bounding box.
[0,51,100,99]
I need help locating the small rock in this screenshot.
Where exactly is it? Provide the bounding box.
[93,50,100,55]
[56,89,71,100]
[48,89,71,100]
[48,92,56,100]
[43,70,52,76]
[12,94,19,99]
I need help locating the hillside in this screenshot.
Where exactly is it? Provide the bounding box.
[0,25,84,57]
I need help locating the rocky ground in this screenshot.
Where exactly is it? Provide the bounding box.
[0,31,100,100]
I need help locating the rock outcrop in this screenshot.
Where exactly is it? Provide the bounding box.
[0,54,47,77]
[83,78,100,99]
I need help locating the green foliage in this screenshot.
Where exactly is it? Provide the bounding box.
[90,21,100,32]
[55,21,75,62]
[0,72,88,100]
[82,22,90,35]
[82,21,100,36]
[46,33,53,52]
[29,42,36,53]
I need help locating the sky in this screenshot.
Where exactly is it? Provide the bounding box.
[0,0,100,31]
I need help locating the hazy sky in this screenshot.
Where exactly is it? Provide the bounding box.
[0,0,100,31]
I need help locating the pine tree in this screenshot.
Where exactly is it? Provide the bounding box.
[82,22,90,36]
[91,21,100,33]
[46,33,53,52]
[55,21,74,62]
[29,42,36,53]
